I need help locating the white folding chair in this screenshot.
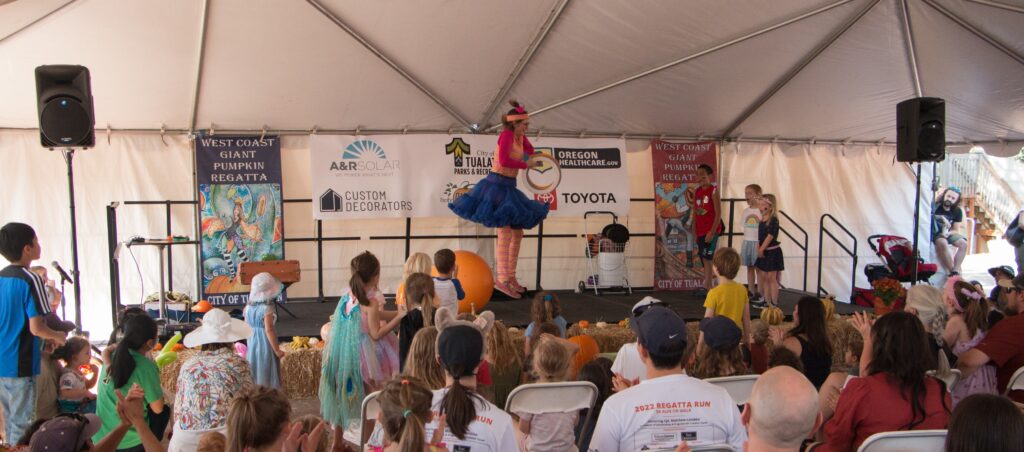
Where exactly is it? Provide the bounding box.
[505,381,599,451]
[1005,365,1024,396]
[926,369,961,392]
[705,375,759,405]
[356,390,381,450]
[856,429,947,452]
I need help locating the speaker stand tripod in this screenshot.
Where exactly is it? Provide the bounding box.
[58,148,83,333]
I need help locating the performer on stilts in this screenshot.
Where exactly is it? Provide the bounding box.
[449,100,550,299]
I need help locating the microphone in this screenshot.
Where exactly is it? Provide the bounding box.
[52,261,74,284]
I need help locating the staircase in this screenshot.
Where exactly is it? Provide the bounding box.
[938,153,1023,252]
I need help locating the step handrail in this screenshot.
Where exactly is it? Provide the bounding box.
[818,214,858,300]
[779,210,809,292]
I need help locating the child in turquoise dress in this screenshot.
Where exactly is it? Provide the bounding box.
[321,251,406,446]
[244,272,284,388]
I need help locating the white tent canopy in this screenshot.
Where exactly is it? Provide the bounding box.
[2,0,1023,337]
[1,0,1022,152]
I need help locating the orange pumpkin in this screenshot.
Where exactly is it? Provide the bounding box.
[568,335,600,377]
[172,343,185,352]
[760,306,784,325]
[578,320,590,329]
[152,342,162,352]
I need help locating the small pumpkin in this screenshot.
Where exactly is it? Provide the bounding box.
[821,296,836,320]
[568,334,600,376]
[152,342,162,352]
[172,343,185,352]
[578,320,590,329]
[760,306,784,325]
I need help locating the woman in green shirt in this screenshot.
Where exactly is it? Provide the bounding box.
[92,314,167,451]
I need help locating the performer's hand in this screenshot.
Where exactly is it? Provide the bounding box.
[704,232,713,242]
[757,248,765,258]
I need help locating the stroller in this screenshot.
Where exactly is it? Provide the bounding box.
[866,234,938,283]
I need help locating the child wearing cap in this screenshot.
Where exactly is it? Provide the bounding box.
[689,316,748,379]
[407,307,517,451]
[610,296,662,384]
[590,306,746,451]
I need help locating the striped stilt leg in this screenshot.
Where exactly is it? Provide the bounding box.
[494,227,519,298]
[508,229,525,293]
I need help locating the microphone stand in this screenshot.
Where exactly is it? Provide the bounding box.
[56,272,70,319]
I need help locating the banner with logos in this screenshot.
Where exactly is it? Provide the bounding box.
[310,134,628,220]
[196,136,284,305]
[651,140,718,291]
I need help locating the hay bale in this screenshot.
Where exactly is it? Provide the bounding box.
[159,349,197,401]
[281,348,322,399]
[159,345,325,400]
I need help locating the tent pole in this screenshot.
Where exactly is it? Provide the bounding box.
[189,0,211,132]
[487,0,855,131]
[0,0,78,45]
[923,0,1024,67]
[305,0,472,128]
[477,0,571,129]
[898,0,923,97]
[966,0,1024,15]
[720,0,881,138]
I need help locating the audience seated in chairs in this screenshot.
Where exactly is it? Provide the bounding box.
[821,312,951,451]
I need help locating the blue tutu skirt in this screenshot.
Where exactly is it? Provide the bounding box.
[449,172,550,229]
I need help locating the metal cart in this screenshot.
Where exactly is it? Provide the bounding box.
[578,211,632,295]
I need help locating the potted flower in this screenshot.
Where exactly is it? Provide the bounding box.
[871,277,906,316]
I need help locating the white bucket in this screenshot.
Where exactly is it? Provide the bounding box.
[598,252,626,286]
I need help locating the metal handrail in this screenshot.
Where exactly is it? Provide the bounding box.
[817,214,858,300]
[779,210,809,292]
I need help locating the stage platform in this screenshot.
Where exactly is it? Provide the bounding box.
[275,288,870,339]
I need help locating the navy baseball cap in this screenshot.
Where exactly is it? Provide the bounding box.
[634,306,687,357]
[989,265,1015,280]
[437,325,484,374]
[700,316,742,350]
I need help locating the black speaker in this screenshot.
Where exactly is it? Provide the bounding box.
[35,65,95,148]
[896,97,944,163]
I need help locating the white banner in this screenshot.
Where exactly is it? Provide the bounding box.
[310,134,629,220]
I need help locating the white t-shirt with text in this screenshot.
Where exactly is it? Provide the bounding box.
[588,373,746,451]
[425,388,518,452]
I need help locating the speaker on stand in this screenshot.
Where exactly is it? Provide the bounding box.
[35,65,95,333]
[897,97,946,284]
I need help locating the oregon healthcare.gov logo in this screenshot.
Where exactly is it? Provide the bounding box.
[328,139,400,177]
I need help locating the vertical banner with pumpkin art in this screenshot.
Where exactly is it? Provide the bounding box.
[651,140,718,290]
[196,136,284,306]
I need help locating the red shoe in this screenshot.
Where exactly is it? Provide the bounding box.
[494,281,521,299]
[508,278,526,294]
